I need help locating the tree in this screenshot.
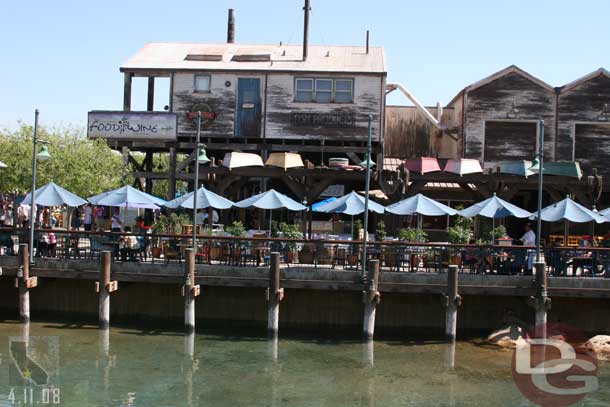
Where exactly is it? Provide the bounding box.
[0,124,129,197]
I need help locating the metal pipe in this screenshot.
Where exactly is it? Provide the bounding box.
[386,82,441,129]
[365,30,370,54]
[227,9,235,43]
[192,113,201,249]
[536,120,544,262]
[302,0,311,61]
[28,109,39,264]
[361,115,373,278]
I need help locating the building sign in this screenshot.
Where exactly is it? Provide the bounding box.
[291,112,355,128]
[320,184,345,197]
[87,111,177,141]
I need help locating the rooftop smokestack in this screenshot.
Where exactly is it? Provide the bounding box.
[227,9,235,43]
[302,0,311,61]
[366,30,370,54]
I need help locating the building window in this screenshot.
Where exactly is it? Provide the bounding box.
[294,77,354,103]
[194,75,211,92]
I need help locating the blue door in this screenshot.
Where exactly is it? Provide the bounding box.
[236,78,261,137]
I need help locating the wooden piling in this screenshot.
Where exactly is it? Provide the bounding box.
[97,251,117,329]
[182,249,200,334]
[362,259,380,340]
[17,244,37,323]
[445,265,461,340]
[267,252,284,336]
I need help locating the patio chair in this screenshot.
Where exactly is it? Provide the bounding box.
[332,246,347,269]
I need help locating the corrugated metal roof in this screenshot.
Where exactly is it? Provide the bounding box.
[121,42,386,74]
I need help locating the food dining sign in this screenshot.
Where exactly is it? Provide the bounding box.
[87,111,177,141]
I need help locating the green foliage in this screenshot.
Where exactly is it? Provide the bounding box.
[375,220,387,241]
[352,219,363,241]
[447,206,474,245]
[482,225,507,244]
[271,221,303,251]
[0,124,128,196]
[226,221,246,237]
[398,228,428,243]
[152,212,192,234]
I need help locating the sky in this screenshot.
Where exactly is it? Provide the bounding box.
[1,0,609,130]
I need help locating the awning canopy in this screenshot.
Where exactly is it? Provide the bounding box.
[404,157,442,174]
[443,159,483,176]
[496,160,534,177]
[265,152,304,170]
[223,152,264,169]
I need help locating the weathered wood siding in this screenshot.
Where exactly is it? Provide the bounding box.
[463,72,555,163]
[557,74,610,175]
[483,121,537,162]
[171,72,384,142]
[384,106,456,159]
[265,74,383,141]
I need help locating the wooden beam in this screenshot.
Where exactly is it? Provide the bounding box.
[177,150,197,173]
[123,73,133,111]
[168,147,177,200]
[405,180,427,197]
[147,77,155,111]
[458,183,483,201]
[281,176,306,200]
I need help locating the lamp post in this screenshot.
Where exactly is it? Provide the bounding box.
[191,112,210,249]
[535,120,544,262]
[360,115,374,279]
[29,110,51,264]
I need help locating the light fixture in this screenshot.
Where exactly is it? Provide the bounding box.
[37,145,51,161]
[198,145,210,164]
[359,154,376,168]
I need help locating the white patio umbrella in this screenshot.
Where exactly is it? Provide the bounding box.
[234,189,307,235]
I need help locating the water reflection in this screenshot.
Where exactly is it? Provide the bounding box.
[182,333,197,407]
[444,340,456,371]
[268,334,278,363]
[97,328,113,391]
[362,339,374,368]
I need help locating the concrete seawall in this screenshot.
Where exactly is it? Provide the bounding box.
[1,258,610,337]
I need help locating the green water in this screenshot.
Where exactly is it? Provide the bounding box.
[0,322,608,406]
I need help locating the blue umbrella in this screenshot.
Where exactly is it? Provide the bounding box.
[533,197,605,223]
[314,191,385,215]
[386,194,457,216]
[88,185,166,209]
[21,182,87,207]
[165,187,234,210]
[235,189,306,235]
[234,189,306,211]
[459,194,531,219]
[311,197,337,212]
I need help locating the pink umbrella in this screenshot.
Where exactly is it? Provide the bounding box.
[404,157,441,174]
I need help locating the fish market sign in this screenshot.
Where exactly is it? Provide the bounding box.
[87,111,177,140]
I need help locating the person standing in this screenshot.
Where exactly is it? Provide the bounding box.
[83,204,93,231]
[95,206,105,232]
[520,223,536,274]
[111,207,124,233]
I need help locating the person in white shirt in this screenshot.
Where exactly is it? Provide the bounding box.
[520,223,536,247]
[111,208,124,232]
[520,223,536,274]
[83,204,93,231]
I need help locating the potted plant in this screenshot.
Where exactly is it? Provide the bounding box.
[398,227,428,269]
[446,208,474,266]
[151,214,170,259]
[348,219,364,266]
[277,222,303,263]
[375,220,387,241]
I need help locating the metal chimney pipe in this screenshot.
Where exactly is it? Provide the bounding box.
[302,0,311,61]
[227,9,235,43]
[366,30,370,54]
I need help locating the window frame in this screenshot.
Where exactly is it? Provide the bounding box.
[193,74,212,93]
[293,77,354,104]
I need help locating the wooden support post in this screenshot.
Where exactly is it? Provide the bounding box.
[96,251,117,329]
[362,259,380,340]
[168,147,177,200]
[267,252,284,337]
[17,244,37,323]
[145,150,154,194]
[147,77,155,111]
[444,265,461,340]
[123,72,132,111]
[182,249,200,334]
